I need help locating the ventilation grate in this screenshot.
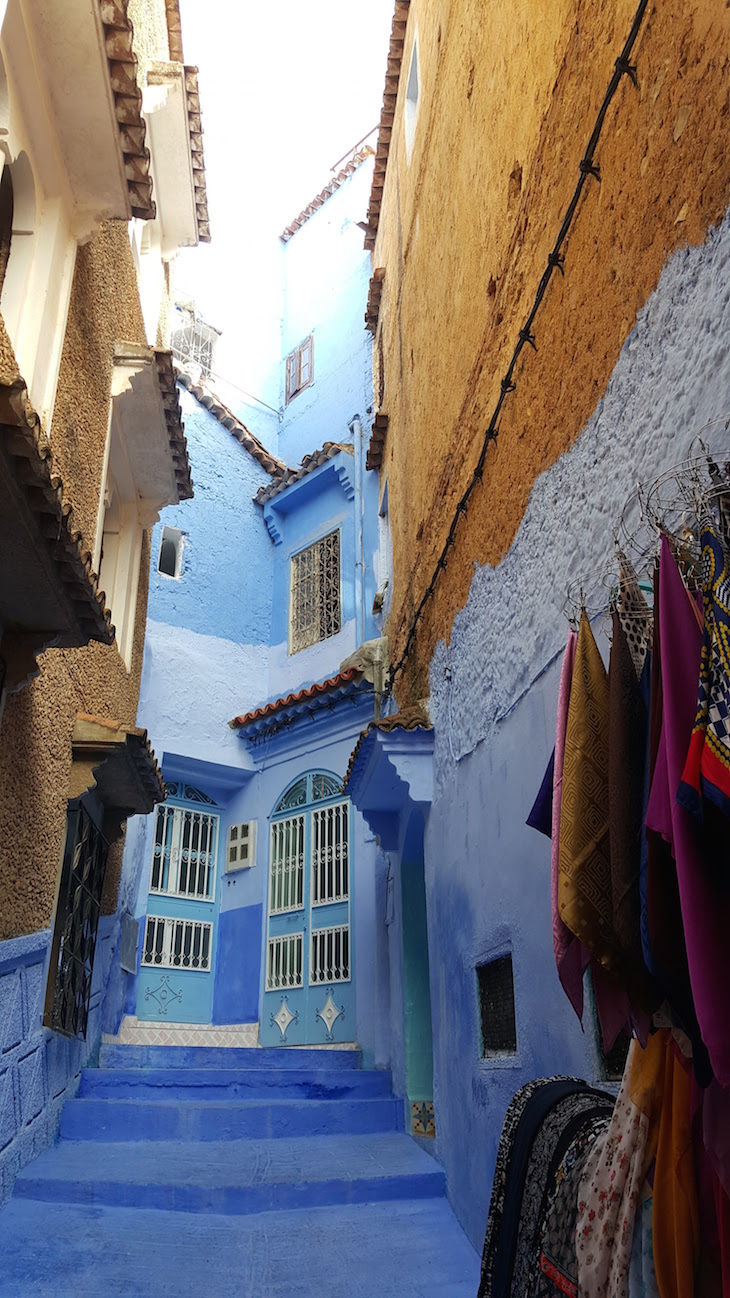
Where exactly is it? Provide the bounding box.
[477,954,517,1057]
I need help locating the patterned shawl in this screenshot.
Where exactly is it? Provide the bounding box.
[551,632,589,1018]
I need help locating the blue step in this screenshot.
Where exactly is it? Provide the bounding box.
[98,1044,361,1071]
[0,1198,481,1297]
[60,1095,403,1141]
[14,1132,446,1215]
[79,1066,393,1101]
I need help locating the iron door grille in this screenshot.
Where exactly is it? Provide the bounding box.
[44,801,109,1039]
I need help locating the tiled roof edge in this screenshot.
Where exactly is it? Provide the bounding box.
[163,0,184,61]
[363,1,410,251]
[255,441,354,505]
[99,0,156,221]
[154,350,194,500]
[343,704,431,790]
[280,145,375,243]
[183,66,210,243]
[231,666,364,729]
[176,368,286,477]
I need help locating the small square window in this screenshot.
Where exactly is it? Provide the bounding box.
[476,955,517,1057]
[290,530,341,654]
[158,526,183,579]
[285,335,314,404]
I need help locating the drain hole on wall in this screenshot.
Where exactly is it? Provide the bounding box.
[476,954,517,1057]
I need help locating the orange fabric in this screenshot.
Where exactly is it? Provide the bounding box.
[651,1043,700,1298]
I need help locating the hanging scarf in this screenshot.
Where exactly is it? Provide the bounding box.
[651,1041,700,1298]
[645,537,730,1086]
[559,614,619,976]
[551,632,589,1018]
[678,517,730,821]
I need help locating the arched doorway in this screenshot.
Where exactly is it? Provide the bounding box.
[260,770,354,1047]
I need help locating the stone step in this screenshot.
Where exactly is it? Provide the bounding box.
[0,1198,481,1296]
[60,1095,403,1141]
[98,1043,361,1071]
[14,1132,445,1215]
[79,1066,392,1101]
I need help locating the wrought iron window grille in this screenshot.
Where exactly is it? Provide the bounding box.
[289,530,341,655]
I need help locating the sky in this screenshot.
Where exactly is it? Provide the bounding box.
[176,0,393,413]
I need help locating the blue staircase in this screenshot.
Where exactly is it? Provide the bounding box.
[0,1044,480,1297]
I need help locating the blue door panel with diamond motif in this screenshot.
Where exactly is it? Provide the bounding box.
[261,772,354,1047]
[136,785,221,1025]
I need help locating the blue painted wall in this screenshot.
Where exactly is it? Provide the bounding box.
[418,212,730,1250]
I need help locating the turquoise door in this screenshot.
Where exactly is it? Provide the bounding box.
[137,784,220,1024]
[261,772,354,1047]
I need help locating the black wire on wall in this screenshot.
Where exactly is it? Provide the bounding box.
[386,0,650,695]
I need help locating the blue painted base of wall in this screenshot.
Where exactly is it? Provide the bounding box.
[213,904,262,1024]
[0,917,117,1206]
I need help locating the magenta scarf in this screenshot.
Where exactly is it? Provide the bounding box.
[645,538,730,1085]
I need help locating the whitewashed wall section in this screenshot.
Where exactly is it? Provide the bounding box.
[431,216,730,762]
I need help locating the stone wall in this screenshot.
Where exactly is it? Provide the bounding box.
[374,0,730,694]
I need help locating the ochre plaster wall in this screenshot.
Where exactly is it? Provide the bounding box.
[375,0,730,699]
[0,224,152,940]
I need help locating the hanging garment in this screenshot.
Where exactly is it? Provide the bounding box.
[530,1108,614,1298]
[645,537,730,1086]
[575,1032,666,1298]
[551,631,590,1019]
[608,610,657,1013]
[678,517,730,821]
[627,1199,660,1298]
[479,1077,614,1298]
[651,1041,700,1298]
[528,747,555,837]
[559,614,620,976]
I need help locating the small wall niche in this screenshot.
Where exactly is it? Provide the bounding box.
[476,953,517,1057]
[158,526,183,579]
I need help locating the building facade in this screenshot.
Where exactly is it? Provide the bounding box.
[349,0,730,1251]
[107,152,395,1076]
[0,0,208,1202]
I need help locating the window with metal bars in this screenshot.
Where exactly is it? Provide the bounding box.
[310,925,350,984]
[284,334,313,404]
[289,530,340,655]
[266,932,304,991]
[269,814,305,913]
[311,802,349,905]
[476,954,517,1057]
[141,916,212,971]
[150,803,219,899]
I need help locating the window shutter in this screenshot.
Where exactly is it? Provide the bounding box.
[299,336,312,388]
[226,821,257,871]
[285,351,295,401]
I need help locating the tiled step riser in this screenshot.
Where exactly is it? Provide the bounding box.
[15,1170,446,1215]
[98,1045,361,1071]
[61,1097,404,1142]
[80,1068,393,1101]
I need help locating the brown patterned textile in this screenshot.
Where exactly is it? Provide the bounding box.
[558,614,618,973]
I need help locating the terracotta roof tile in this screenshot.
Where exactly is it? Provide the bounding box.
[183,66,211,243]
[363,1,410,251]
[74,713,165,810]
[176,369,286,478]
[366,413,388,472]
[365,267,385,333]
[99,0,156,221]
[231,667,363,729]
[255,441,353,505]
[280,146,375,243]
[154,350,193,500]
[163,0,184,61]
[343,704,431,790]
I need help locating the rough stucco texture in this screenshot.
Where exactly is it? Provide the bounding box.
[374,0,730,696]
[127,0,171,82]
[0,224,151,939]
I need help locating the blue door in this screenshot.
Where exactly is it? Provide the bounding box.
[136,784,220,1024]
[261,771,354,1047]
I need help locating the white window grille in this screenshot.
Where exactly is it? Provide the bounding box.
[290,530,340,655]
[226,821,257,871]
[266,932,304,991]
[310,925,350,984]
[312,802,349,905]
[141,916,213,971]
[269,815,305,913]
[150,804,219,899]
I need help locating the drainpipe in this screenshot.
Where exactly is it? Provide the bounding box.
[350,415,366,650]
